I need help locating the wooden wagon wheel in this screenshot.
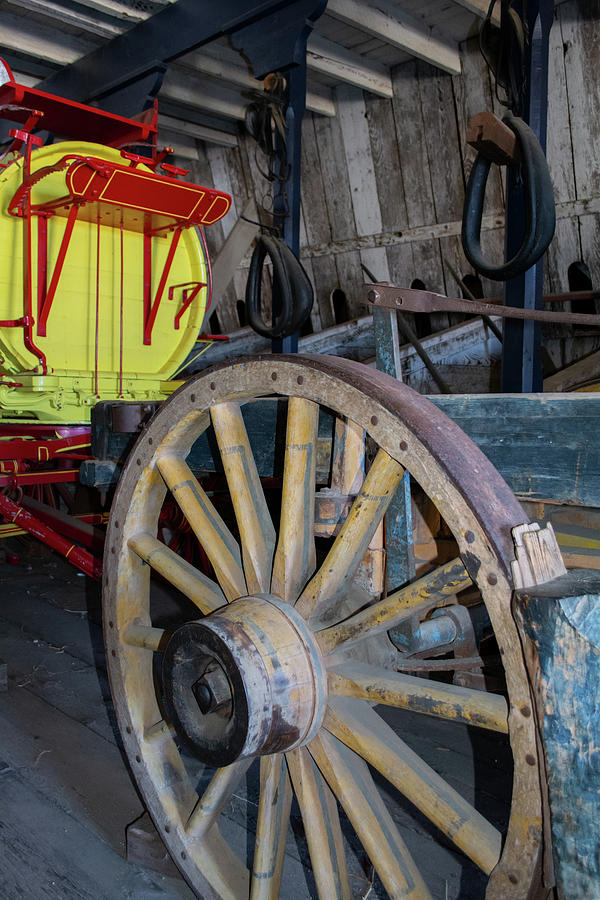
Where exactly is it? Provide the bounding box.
[103,355,543,899]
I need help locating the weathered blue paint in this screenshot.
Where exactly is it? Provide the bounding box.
[428,393,600,507]
[374,306,416,591]
[85,394,600,509]
[515,570,600,899]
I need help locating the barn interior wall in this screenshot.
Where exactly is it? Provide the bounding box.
[194,0,599,342]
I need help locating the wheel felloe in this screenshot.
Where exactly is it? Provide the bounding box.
[162,594,326,766]
[105,355,543,899]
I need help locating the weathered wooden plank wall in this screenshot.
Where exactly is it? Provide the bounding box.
[196,0,598,341]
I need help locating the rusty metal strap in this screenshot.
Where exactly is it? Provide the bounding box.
[367,284,600,328]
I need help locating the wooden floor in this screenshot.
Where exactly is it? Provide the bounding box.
[0,544,512,899]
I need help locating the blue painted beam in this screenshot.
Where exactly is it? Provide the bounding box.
[37,0,325,109]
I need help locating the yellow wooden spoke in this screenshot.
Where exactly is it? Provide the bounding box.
[328,661,508,733]
[286,747,351,900]
[309,731,432,899]
[211,401,276,594]
[316,557,471,655]
[296,448,405,620]
[185,760,252,841]
[250,754,292,899]
[143,719,176,745]
[146,726,250,899]
[156,454,246,601]
[331,416,365,494]
[271,398,319,604]
[324,698,502,875]
[122,623,165,650]
[128,533,226,614]
[200,833,251,900]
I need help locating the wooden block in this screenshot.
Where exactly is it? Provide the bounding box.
[126,812,180,879]
[511,522,567,589]
[466,112,519,165]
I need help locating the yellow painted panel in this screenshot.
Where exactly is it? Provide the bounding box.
[0,141,207,383]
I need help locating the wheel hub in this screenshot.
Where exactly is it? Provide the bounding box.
[162,594,326,766]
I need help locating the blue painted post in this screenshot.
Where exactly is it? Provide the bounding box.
[271,60,307,354]
[373,306,415,590]
[501,0,554,392]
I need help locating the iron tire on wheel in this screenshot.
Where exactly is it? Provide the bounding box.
[103,355,543,900]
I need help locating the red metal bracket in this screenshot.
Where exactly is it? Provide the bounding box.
[0,468,79,489]
[169,281,206,330]
[160,161,189,177]
[37,203,81,336]
[7,115,43,155]
[144,228,182,344]
[0,64,158,149]
[0,316,29,327]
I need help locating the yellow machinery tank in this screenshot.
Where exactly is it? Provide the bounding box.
[0,115,228,423]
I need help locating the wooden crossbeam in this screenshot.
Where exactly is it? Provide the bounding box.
[326,0,461,75]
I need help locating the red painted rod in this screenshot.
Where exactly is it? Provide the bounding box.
[0,492,102,580]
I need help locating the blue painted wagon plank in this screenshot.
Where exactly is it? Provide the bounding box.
[86,394,600,508]
[515,571,600,899]
[428,394,600,507]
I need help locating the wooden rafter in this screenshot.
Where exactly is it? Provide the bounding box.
[308,34,393,97]
[326,0,462,75]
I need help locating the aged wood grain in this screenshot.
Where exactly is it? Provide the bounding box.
[391,59,436,229]
[417,59,465,224]
[545,216,581,294]
[334,248,369,317]
[310,252,338,328]
[207,144,238,237]
[364,91,409,232]
[313,110,357,243]
[336,83,383,237]
[546,9,577,205]
[300,114,333,249]
[580,213,600,289]
[561,0,600,201]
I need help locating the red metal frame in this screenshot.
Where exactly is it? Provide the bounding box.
[8,152,231,345]
[20,496,106,554]
[0,426,91,489]
[0,432,91,462]
[0,63,234,576]
[0,60,157,148]
[38,204,81,336]
[0,492,101,578]
[0,469,80,489]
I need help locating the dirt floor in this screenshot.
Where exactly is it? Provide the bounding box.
[0,541,512,899]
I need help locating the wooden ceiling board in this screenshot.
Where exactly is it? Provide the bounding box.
[0,0,485,147]
[360,43,412,65]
